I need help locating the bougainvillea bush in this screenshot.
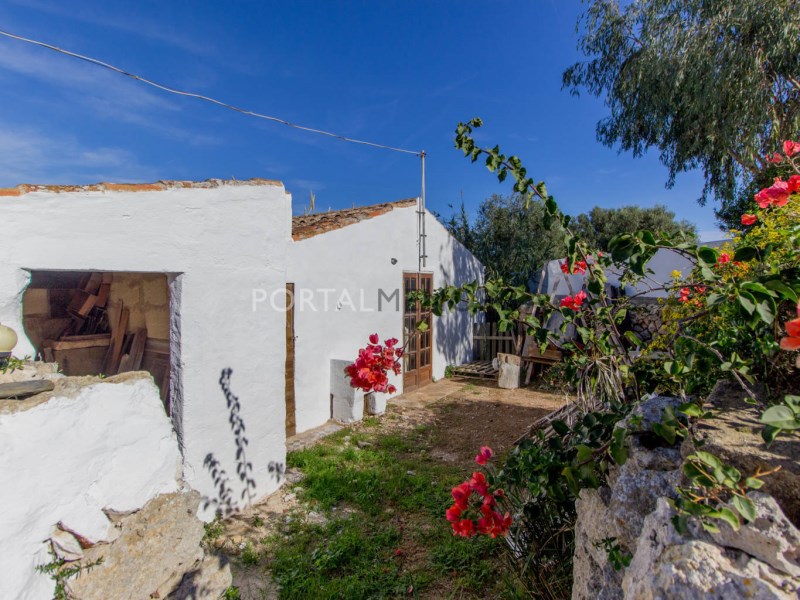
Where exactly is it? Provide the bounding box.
[410,120,800,596]
[344,334,402,394]
[446,446,512,539]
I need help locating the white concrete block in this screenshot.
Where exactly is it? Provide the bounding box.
[331,359,364,423]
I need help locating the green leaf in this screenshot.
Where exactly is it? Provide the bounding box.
[755,300,775,325]
[737,292,756,316]
[551,420,570,436]
[741,282,774,296]
[624,331,642,347]
[761,424,780,445]
[692,451,723,470]
[733,495,756,523]
[708,507,740,531]
[697,246,718,264]
[652,422,676,445]
[764,280,798,303]
[733,246,758,262]
[677,402,704,418]
[610,427,628,465]
[745,477,764,490]
[760,405,799,429]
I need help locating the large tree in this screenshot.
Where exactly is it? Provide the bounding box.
[563,0,800,216]
[440,194,563,288]
[571,204,697,251]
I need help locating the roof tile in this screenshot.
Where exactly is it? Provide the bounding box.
[292,198,417,240]
[0,178,283,197]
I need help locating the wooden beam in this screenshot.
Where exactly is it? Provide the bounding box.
[0,379,54,399]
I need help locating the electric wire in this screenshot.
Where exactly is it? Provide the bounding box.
[0,28,422,157]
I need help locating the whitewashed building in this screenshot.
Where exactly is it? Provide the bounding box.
[287,198,483,434]
[0,179,292,517]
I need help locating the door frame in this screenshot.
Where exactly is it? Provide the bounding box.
[402,272,433,391]
[285,283,296,437]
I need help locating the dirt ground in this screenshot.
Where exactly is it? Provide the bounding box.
[212,378,567,598]
[391,378,568,464]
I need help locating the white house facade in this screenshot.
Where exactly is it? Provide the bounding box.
[286,199,484,434]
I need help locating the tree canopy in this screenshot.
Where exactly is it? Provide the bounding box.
[563,0,800,212]
[571,204,697,251]
[440,194,563,288]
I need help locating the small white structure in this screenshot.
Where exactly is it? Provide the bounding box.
[286,199,483,434]
[537,242,728,299]
[0,179,292,516]
[0,373,181,600]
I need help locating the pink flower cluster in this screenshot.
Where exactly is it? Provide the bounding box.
[561,259,587,275]
[781,302,800,352]
[754,176,800,209]
[446,446,512,539]
[344,334,402,394]
[560,289,588,311]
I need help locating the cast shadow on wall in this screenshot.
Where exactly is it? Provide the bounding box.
[202,368,285,517]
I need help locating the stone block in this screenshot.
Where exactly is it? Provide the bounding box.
[497,353,521,389]
[331,359,363,423]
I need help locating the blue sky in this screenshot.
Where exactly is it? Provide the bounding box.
[0,0,724,240]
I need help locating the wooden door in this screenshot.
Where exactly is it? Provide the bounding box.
[402,273,433,391]
[285,283,296,437]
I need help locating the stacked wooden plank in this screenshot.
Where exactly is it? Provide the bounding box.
[450,360,499,379]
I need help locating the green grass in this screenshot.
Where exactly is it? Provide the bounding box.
[265,424,507,598]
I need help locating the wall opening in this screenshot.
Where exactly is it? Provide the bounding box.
[22,270,175,415]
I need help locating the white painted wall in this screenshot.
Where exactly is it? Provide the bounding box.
[0,181,292,518]
[0,375,180,600]
[287,204,483,433]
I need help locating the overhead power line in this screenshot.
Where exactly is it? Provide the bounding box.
[0,28,422,156]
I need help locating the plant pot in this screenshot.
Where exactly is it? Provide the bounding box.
[364,392,387,416]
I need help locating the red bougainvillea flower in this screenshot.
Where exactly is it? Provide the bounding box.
[766,152,784,164]
[784,140,800,157]
[741,214,758,226]
[475,446,493,465]
[469,471,491,497]
[717,253,731,264]
[445,504,463,522]
[560,289,588,311]
[560,259,588,275]
[345,334,402,393]
[678,288,691,303]
[452,518,475,538]
[451,482,471,508]
[476,505,513,538]
[780,302,800,351]
[755,178,792,208]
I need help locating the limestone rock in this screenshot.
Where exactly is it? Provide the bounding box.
[623,499,798,599]
[572,489,622,600]
[168,553,233,600]
[50,529,83,562]
[67,491,205,600]
[607,462,679,550]
[692,380,800,526]
[711,493,800,578]
[497,353,521,389]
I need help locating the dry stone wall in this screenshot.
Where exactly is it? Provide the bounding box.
[572,389,800,599]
